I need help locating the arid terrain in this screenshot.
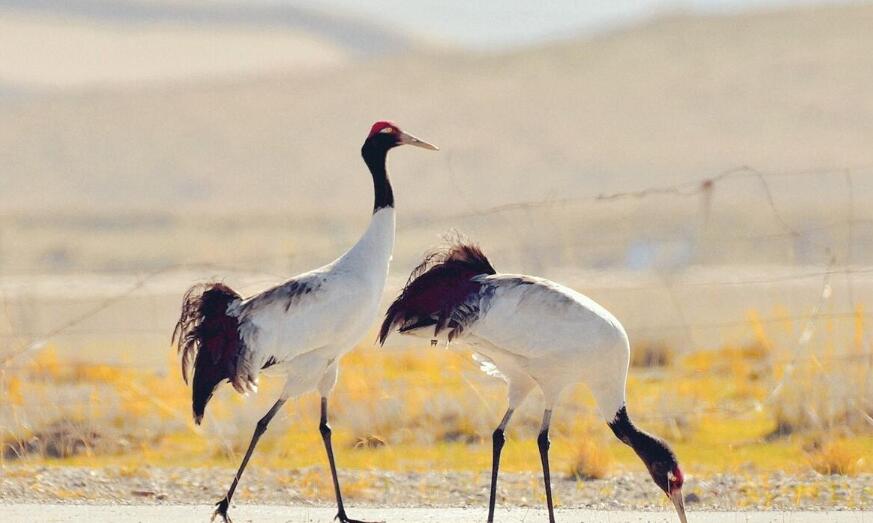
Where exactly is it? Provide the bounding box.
[1,0,871,516]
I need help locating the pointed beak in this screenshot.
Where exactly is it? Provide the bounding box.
[398,130,438,151]
[669,487,688,523]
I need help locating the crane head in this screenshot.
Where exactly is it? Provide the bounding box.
[646,458,687,523]
[608,406,687,521]
[367,121,439,151]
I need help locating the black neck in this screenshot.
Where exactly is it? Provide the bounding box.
[607,406,668,463]
[361,136,395,212]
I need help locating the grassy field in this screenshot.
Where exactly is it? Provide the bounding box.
[2,305,871,503]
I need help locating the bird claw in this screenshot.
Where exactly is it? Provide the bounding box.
[335,512,383,523]
[212,499,232,523]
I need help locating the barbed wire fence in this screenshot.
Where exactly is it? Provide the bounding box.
[0,164,871,434]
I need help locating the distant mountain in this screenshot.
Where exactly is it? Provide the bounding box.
[2,2,872,215]
[0,0,423,90]
[0,0,419,56]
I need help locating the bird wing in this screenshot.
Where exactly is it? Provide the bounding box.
[239,269,326,316]
[232,267,354,379]
[379,242,496,344]
[387,281,491,343]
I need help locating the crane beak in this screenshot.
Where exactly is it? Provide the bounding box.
[398,130,439,151]
[669,487,688,523]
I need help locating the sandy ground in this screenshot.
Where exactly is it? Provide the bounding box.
[2,505,873,523]
[2,467,871,512]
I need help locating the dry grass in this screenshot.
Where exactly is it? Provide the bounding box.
[3,418,102,460]
[568,438,612,480]
[630,341,675,369]
[807,438,867,476]
[1,304,872,484]
[766,306,873,436]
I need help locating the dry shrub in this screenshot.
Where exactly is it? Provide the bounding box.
[631,342,675,369]
[352,434,386,449]
[3,419,102,459]
[2,416,158,461]
[340,395,407,445]
[568,438,612,480]
[756,304,873,436]
[414,393,490,445]
[806,439,865,476]
[433,413,484,444]
[769,357,873,437]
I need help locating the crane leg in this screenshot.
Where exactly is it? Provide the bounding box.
[537,409,555,523]
[319,396,381,523]
[213,398,287,523]
[487,408,515,523]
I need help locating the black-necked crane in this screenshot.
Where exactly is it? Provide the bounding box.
[379,242,687,523]
[173,121,438,523]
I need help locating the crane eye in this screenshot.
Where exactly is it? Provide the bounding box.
[380,127,395,133]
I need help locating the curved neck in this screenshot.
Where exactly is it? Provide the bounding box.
[342,205,395,269]
[361,139,394,212]
[607,406,665,463]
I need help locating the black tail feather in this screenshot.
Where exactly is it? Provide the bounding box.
[172,283,243,424]
[379,242,496,345]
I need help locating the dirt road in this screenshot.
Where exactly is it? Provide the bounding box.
[1,505,871,522]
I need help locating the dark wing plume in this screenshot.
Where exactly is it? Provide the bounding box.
[379,242,496,344]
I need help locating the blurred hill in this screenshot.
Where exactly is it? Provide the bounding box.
[1,2,872,359]
[2,2,873,218]
[0,0,421,90]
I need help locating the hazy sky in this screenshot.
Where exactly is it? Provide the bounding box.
[292,0,862,48]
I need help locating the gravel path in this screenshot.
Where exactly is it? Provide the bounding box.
[1,466,871,511]
[3,504,873,523]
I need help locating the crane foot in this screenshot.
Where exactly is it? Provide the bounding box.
[335,512,383,523]
[212,498,232,523]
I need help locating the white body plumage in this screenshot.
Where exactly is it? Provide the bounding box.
[231,207,394,399]
[405,274,631,419]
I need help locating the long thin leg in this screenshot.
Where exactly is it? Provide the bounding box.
[537,409,555,523]
[487,408,515,523]
[213,398,287,523]
[319,397,380,523]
